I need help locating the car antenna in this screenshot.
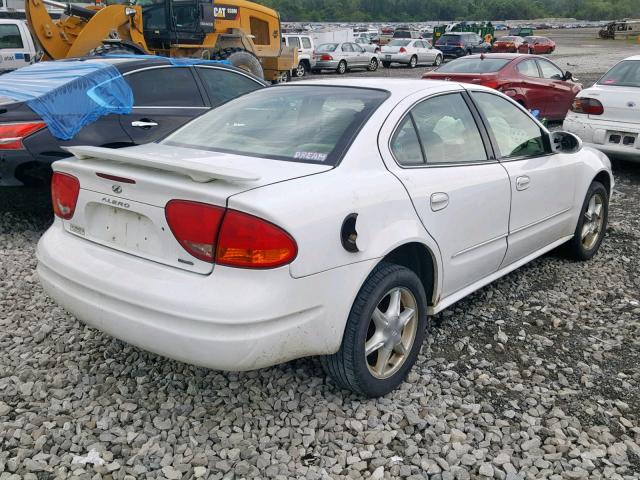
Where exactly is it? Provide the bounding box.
[480,53,485,60]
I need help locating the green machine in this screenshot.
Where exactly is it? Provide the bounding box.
[433,22,496,44]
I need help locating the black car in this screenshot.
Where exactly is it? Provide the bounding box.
[0,57,266,186]
[435,32,492,58]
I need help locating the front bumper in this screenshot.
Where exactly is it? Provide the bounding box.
[37,224,377,371]
[563,115,640,162]
[381,53,412,64]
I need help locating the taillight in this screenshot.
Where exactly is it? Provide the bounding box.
[0,121,45,150]
[399,47,407,53]
[165,200,225,263]
[216,210,297,269]
[482,80,500,89]
[571,97,604,115]
[320,54,333,61]
[51,172,80,220]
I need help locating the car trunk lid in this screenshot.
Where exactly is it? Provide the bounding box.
[589,84,640,124]
[54,143,332,274]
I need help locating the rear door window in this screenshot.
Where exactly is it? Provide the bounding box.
[391,116,424,166]
[411,93,488,165]
[517,59,541,77]
[195,67,263,107]
[126,67,204,107]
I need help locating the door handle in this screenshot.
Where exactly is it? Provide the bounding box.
[516,176,530,191]
[131,120,159,128]
[430,192,449,211]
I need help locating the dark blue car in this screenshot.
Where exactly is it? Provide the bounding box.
[435,32,492,58]
[0,56,266,186]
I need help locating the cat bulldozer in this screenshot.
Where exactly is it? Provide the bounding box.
[25,0,297,81]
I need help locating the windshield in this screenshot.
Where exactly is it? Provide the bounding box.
[436,35,461,44]
[435,58,511,73]
[316,43,338,52]
[388,40,411,47]
[162,86,389,165]
[393,31,412,38]
[598,60,640,87]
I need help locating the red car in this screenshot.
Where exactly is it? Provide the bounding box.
[423,54,581,121]
[492,36,525,53]
[518,36,556,54]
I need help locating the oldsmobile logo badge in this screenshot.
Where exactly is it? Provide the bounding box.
[112,184,123,194]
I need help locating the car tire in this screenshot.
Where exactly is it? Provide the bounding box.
[337,60,347,74]
[529,47,534,54]
[564,181,609,261]
[368,57,379,72]
[433,55,443,66]
[321,262,428,397]
[408,55,418,68]
[382,61,391,68]
[466,49,472,56]
[294,61,307,78]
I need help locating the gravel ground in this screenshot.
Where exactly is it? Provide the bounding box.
[1,30,640,480]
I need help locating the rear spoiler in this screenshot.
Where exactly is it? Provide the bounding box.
[62,146,260,183]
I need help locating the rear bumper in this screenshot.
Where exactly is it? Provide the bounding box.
[563,115,640,161]
[0,150,45,187]
[37,224,376,370]
[313,60,340,70]
[381,53,412,64]
[439,48,466,58]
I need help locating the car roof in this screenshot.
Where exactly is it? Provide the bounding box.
[284,78,473,98]
[60,56,252,76]
[623,55,640,61]
[464,53,525,60]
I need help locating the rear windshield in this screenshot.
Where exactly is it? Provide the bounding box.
[388,39,411,47]
[435,57,511,73]
[162,86,389,165]
[316,43,338,52]
[436,35,461,44]
[498,36,520,42]
[598,60,640,87]
[393,31,412,38]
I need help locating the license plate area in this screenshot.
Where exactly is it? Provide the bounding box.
[607,131,637,147]
[385,55,392,60]
[62,189,215,275]
[85,203,160,254]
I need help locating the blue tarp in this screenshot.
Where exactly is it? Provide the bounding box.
[0,61,133,140]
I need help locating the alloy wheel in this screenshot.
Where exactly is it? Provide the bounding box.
[295,62,306,77]
[582,193,604,250]
[365,287,418,379]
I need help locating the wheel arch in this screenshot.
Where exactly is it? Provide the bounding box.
[377,242,439,307]
[593,170,612,197]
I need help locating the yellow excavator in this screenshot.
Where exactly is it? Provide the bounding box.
[25,0,297,81]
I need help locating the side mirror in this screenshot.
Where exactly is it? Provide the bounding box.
[551,131,582,154]
[563,71,573,81]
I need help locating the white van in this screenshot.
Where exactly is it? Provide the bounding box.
[282,33,315,78]
[0,20,37,73]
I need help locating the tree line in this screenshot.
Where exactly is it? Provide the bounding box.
[261,0,640,21]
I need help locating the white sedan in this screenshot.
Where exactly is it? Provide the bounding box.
[37,79,613,397]
[564,55,640,162]
[381,39,443,68]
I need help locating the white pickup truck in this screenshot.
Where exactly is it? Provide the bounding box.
[0,19,37,73]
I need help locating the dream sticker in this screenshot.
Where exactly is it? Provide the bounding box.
[294,151,328,162]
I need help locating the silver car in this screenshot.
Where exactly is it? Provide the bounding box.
[355,37,380,54]
[381,39,443,68]
[312,42,379,74]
